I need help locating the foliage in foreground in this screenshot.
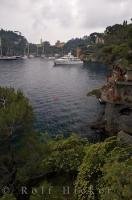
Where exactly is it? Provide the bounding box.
[75,137,132,200]
[0,87,132,200]
[0,87,33,137]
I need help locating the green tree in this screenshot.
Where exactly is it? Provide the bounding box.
[41,134,86,174]
[0,87,33,138]
[99,147,132,200]
[29,134,87,200]
[0,87,34,200]
[75,137,132,200]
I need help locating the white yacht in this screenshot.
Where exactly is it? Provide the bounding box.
[54,53,83,66]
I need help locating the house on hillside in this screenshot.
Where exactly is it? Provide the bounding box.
[55,40,65,48]
[95,35,105,44]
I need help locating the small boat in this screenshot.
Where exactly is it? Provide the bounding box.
[41,54,46,59]
[22,55,28,59]
[0,55,28,61]
[16,56,26,60]
[0,56,17,61]
[54,53,83,66]
[48,56,55,60]
[98,98,106,104]
[28,55,35,58]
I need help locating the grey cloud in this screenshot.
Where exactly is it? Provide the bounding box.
[77,0,132,29]
[0,0,131,43]
[34,0,74,27]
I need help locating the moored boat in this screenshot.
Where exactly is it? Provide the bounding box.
[48,56,55,60]
[0,56,27,61]
[0,56,17,61]
[54,53,83,66]
[28,55,35,58]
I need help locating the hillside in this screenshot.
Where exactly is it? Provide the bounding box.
[83,20,132,69]
[0,29,27,56]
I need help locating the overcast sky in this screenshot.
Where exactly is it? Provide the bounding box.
[0,0,131,44]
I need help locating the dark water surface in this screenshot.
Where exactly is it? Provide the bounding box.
[0,58,107,140]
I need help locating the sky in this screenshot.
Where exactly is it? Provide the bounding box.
[0,0,131,44]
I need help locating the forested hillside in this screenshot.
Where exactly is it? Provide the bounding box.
[0,29,27,56]
[84,20,132,69]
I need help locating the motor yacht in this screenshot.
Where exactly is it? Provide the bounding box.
[54,53,83,65]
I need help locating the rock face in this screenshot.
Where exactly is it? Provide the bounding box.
[104,103,132,136]
[117,130,132,146]
[90,102,132,145]
[104,103,118,134]
[89,65,132,141]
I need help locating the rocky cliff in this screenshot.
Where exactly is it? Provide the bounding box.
[102,103,132,145]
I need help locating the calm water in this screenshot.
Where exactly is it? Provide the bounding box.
[0,58,107,140]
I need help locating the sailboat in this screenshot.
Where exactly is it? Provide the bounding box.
[27,43,34,58]
[0,37,17,60]
[41,42,46,58]
[0,37,2,57]
[0,37,25,61]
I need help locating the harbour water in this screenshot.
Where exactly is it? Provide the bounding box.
[0,58,107,140]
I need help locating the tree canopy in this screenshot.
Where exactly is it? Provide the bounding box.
[75,137,132,200]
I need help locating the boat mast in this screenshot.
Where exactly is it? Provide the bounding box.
[24,46,26,56]
[36,44,39,57]
[42,43,45,55]
[0,37,3,57]
[40,37,44,56]
[27,43,30,57]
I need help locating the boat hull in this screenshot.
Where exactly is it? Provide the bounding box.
[0,57,17,61]
[54,53,83,66]
[54,60,83,66]
[0,56,26,61]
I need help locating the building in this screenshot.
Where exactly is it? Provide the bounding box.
[55,40,65,48]
[95,35,104,44]
[125,69,132,81]
[76,47,82,58]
